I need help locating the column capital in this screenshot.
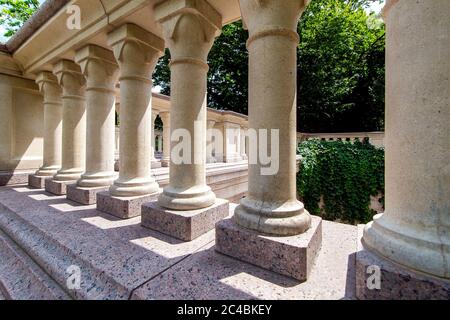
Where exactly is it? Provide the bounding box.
[75,44,119,91]
[240,0,308,48]
[53,59,86,98]
[223,121,239,129]
[159,111,170,123]
[207,119,216,128]
[155,0,222,61]
[35,71,62,105]
[108,24,165,81]
[382,0,399,18]
[35,71,60,92]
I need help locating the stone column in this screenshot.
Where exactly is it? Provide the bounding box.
[114,101,120,171]
[29,72,63,188]
[233,0,311,236]
[240,126,247,160]
[141,0,229,241]
[67,45,119,205]
[216,0,321,282]
[155,0,221,211]
[44,61,87,194]
[206,120,216,163]
[357,0,450,298]
[108,23,163,198]
[160,111,170,167]
[222,122,241,163]
[157,134,163,153]
[150,112,161,168]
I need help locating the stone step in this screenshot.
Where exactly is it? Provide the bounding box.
[0,203,132,300]
[0,229,71,300]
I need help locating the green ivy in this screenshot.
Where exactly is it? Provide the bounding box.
[297,138,384,224]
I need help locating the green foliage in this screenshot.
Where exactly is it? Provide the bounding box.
[0,0,40,38]
[207,21,249,112]
[297,139,384,224]
[153,21,249,113]
[298,0,385,132]
[153,48,171,95]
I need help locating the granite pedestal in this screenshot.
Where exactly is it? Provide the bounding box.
[0,170,35,186]
[141,199,229,241]
[215,216,322,281]
[66,184,109,205]
[356,225,450,300]
[161,160,169,167]
[28,175,51,189]
[97,190,161,219]
[45,179,76,195]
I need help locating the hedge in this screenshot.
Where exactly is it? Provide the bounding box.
[297,138,384,224]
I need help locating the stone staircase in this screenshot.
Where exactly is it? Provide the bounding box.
[0,228,70,300]
[0,202,133,299]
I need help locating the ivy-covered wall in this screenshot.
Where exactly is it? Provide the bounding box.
[297,139,385,224]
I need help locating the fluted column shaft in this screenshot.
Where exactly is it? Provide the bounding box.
[155,0,221,210]
[234,0,311,236]
[108,24,164,196]
[75,45,119,188]
[35,72,63,176]
[53,60,86,181]
[160,111,170,166]
[362,0,450,278]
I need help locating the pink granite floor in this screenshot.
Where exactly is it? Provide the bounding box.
[0,184,357,300]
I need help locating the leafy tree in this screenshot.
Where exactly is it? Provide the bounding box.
[0,0,40,38]
[297,0,385,132]
[153,21,249,113]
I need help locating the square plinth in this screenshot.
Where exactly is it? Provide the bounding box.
[151,161,162,169]
[215,216,322,281]
[96,191,161,219]
[1,170,34,186]
[356,225,450,300]
[28,174,51,189]
[66,184,109,205]
[141,199,229,241]
[45,179,76,195]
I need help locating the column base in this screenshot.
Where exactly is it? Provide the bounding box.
[66,184,109,205]
[28,174,52,189]
[224,154,243,163]
[0,170,35,186]
[45,179,76,195]
[215,215,322,281]
[151,161,162,169]
[161,159,170,167]
[356,225,450,300]
[96,191,161,219]
[115,160,162,170]
[141,198,229,241]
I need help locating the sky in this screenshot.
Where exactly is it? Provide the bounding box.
[366,0,386,14]
[0,0,386,43]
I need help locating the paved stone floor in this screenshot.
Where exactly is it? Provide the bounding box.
[0,185,357,300]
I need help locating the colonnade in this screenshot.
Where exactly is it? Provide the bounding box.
[26,0,449,290]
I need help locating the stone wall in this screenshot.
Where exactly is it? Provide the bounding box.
[0,53,43,172]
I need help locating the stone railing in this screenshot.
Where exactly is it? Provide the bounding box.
[297,132,385,147]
